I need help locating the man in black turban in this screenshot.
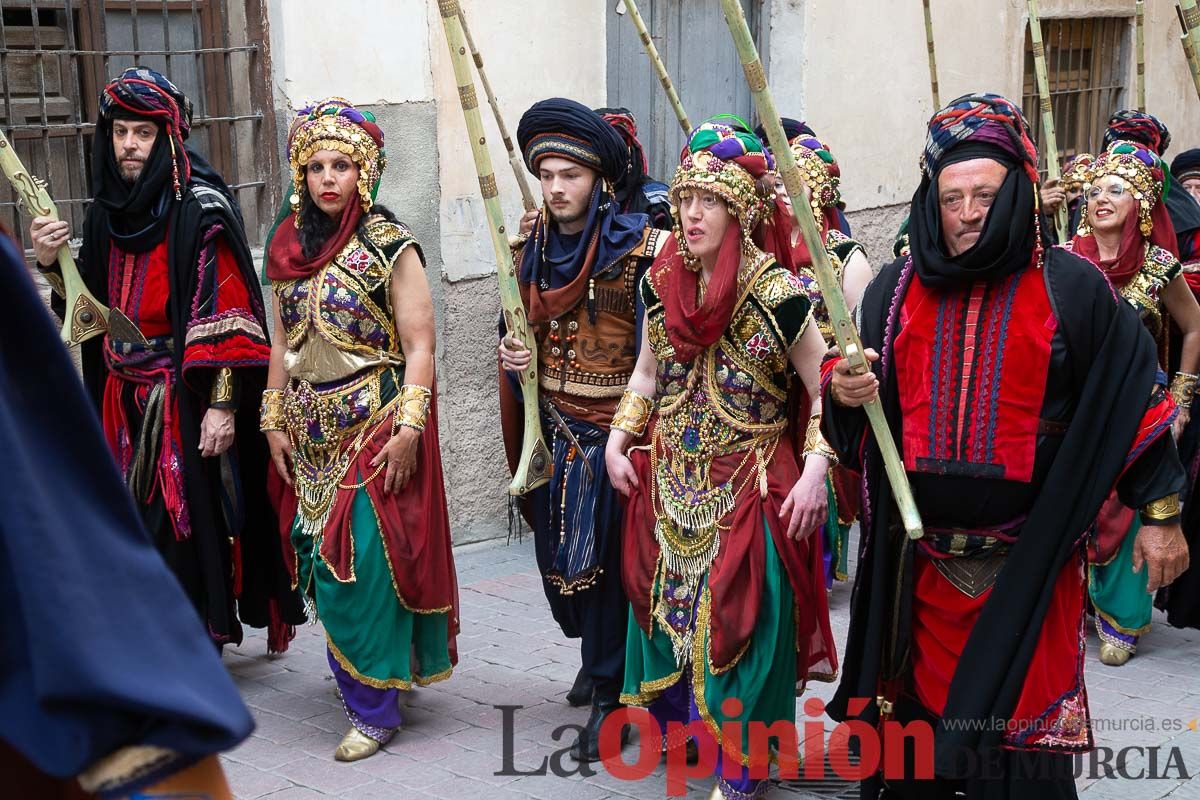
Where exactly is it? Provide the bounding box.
[498,98,668,761]
[823,93,1187,799]
[28,67,304,651]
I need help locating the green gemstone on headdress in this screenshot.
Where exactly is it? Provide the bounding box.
[818,150,834,164]
[362,110,377,123]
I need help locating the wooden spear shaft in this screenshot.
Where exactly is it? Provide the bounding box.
[922,0,941,109]
[718,0,923,540]
[1027,0,1068,243]
[620,0,692,135]
[457,5,536,212]
[1178,4,1200,101]
[437,0,551,496]
[1135,1,1146,111]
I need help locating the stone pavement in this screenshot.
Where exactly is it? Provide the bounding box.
[221,533,1200,799]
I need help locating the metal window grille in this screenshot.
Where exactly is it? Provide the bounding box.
[1022,16,1130,174]
[0,0,279,252]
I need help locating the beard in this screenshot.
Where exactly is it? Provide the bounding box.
[547,203,587,228]
[119,160,145,184]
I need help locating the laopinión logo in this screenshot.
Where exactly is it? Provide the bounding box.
[494,698,1194,794]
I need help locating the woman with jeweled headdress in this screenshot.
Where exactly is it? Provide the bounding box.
[261,98,459,761]
[605,119,838,799]
[758,123,874,589]
[1064,140,1200,666]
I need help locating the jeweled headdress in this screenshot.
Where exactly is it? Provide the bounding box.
[1061,152,1095,193]
[287,97,386,220]
[1080,141,1165,238]
[790,135,841,218]
[669,119,773,233]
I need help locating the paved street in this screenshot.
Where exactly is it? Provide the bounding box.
[221,533,1200,799]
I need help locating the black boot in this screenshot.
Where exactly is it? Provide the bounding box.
[569,697,628,762]
[565,666,593,707]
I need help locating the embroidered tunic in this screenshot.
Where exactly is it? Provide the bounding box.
[622,256,837,766]
[271,217,458,694]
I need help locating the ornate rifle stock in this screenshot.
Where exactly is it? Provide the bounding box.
[438,0,551,496]
[619,0,691,135]
[457,6,537,213]
[1027,0,1068,243]
[719,0,923,540]
[0,129,108,346]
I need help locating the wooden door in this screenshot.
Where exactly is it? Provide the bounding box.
[606,0,766,184]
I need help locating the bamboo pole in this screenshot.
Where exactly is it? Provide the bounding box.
[437,1,551,496]
[922,0,940,109]
[1178,4,1200,102]
[718,0,923,541]
[1136,1,1146,111]
[0,128,107,346]
[457,5,536,213]
[619,0,691,135]
[1028,0,1068,243]
[1183,0,1200,57]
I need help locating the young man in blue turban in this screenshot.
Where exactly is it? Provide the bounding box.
[498,97,668,761]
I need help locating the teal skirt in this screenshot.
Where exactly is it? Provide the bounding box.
[1089,515,1152,648]
[622,520,798,762]
[292,483,454,689]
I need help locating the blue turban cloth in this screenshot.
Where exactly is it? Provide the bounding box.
[515,98,647,318]
[909,92,1044,288]
[1173,147,1200,181]
[0,229,252,796]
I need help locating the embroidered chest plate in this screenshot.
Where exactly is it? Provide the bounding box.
[1120,245,1180,334]
[894,266,1055,483]
[276,234,396,356]
[649,265,804,455]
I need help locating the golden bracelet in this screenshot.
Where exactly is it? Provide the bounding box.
[611,389,654,437]
[1170,372,1198,407]
[259,389,286,432]
[1142,493,1181,522]
[802,413,839,467]
[396,384,432,432]
[211,367,235,406]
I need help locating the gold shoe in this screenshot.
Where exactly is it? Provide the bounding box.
[334,727,381,762]
[1098,642,1132,667]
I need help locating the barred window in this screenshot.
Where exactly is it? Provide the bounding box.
[1022,16,1130,174]
[0,1,279,253]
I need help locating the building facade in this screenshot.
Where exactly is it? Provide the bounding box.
[4,0,1198,541]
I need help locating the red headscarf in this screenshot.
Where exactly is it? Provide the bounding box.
[1071,143,1177,286]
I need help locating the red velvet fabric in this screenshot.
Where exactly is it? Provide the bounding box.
[274,394,459,634]
[266,201,362,282]
[910,552,1088,749]
[650,224,746,363]
[621,420,838,681]
[894,267,1055,483]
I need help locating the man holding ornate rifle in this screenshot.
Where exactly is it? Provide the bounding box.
[28,67,302,651]
[498,98,667,762]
